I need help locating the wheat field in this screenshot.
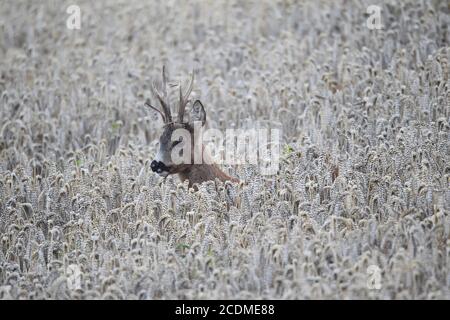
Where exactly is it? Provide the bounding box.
[0,0,449,299]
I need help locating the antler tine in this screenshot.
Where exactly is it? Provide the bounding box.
[145,99,166,123]
[162,65,168,98]
[161,66,172,122]
[178,70,194,123]
[151,66,172,123]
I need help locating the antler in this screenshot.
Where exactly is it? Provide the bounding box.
[178,71,194,123]
[150,66,172,123]
[145,99,166,123]
[146,67,194,124]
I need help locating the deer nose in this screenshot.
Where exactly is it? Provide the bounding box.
[151,160,168,173]
[150,160,160,172]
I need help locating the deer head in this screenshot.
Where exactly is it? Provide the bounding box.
[146,67,207,178]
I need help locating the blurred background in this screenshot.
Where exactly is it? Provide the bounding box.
[0,0,448,299]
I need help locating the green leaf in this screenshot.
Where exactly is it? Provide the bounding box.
[284,144,294,155]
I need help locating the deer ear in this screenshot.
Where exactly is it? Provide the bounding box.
[190,100,206,126]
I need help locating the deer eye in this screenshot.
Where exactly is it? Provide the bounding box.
[172,139,182,148]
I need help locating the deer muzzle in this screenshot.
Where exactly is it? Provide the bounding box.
[151,160,170,176]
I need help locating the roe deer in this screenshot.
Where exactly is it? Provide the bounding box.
[145,67,239,188]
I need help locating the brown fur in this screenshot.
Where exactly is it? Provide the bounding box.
[178,163,239,188]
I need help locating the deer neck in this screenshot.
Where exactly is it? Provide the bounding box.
[177,149,238,187]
